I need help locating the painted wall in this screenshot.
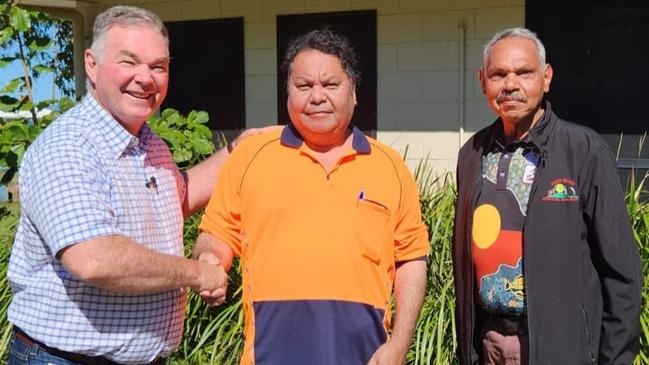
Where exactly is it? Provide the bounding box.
[76,0,524,174]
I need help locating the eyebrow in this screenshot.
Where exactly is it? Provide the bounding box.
[118,50,169,64]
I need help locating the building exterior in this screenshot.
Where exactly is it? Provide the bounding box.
[22,0,648,178]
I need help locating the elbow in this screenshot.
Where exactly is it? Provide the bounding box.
[66,258,107,285]
[59,245,110,286]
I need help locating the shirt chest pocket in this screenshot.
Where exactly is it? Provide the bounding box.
[354,198,392,263]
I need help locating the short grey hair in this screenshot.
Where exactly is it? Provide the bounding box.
[482,27,546,68]
[91,6,168,57]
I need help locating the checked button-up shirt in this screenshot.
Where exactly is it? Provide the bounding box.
[8,93,187,364]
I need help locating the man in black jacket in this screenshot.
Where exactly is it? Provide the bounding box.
[453,27,642,365]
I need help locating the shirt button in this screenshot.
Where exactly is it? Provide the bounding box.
[503,154,510,159]
[499,172,505,177]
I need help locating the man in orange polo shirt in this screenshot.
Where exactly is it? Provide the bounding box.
[194,29,429,365]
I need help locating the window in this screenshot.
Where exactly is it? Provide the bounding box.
[163,18,245,135]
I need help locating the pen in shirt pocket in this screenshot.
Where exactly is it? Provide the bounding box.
[356,188,365,207]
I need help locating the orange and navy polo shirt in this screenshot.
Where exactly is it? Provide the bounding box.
[199,124,429,365]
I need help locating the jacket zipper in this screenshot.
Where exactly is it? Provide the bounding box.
[522,149,545,364]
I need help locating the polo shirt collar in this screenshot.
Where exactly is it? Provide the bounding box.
[82,93,146,158]
[280,122,371,154]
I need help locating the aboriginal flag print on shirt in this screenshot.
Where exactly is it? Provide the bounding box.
[471,142,540,315]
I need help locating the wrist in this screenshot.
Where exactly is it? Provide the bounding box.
[386,336,411,354]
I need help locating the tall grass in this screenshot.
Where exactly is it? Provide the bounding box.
[173,214,245,365]
[628,171,649,365]
[409,162,458,365]
[0,202,19,360]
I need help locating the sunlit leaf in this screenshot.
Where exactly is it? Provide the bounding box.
[58,97,75,112]
[186,110,197,124]
[18,101,34,111]
[0,57,16,68]
[172,148,192,163]
[158,129,185,144]
[161,108,178,119]
[36,99,57,109]
[27,36,52,51]
[33,64,55,73]
[9,6,31,32]
[3,121,30,140]
[9,143,25,165]
[166,112,183,127]
[189,138,213,155]
[0,95,20,112]
[0,78,22,93]
[0,28,14,46]
[193,124,212,139]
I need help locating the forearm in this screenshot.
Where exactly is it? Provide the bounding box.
[183,147,229,218]
[390,260,428,351]
[59,235,220,294]
[193,232,234,272]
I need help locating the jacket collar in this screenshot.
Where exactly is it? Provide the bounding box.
[527,101,555,154]
[485,101,555,156]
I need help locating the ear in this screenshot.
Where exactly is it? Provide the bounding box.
[478,67,487,94]
[85,49,98,86]
[543,63,553,93]
[352,84,357,105]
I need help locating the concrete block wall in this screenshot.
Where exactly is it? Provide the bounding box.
[77,0,524,175]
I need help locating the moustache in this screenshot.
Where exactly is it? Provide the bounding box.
[496,92,527,104]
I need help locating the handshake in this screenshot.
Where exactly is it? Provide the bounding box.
[191,252,228,306]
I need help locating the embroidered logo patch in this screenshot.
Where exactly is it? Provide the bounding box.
[542,178,579,202]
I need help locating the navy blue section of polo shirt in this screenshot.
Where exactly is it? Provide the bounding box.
[253,300,387,364]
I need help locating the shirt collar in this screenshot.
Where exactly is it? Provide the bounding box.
[81,93,145,158]
[280,122,371,154]
[490,103,552,153]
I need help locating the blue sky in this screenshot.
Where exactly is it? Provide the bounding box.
[1,19,71,105]
[0,60,59,103]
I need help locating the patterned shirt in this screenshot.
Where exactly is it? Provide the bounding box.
[470,118,545,315]
[7,94,187,364]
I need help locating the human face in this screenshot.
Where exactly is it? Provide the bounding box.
[85,25,169,135]
[480,37,553,126]
[287,49,357,149]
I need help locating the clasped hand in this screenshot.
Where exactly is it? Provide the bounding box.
[194,252,228,306]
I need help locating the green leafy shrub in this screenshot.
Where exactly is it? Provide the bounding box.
[147,109,218,169]
[0,97,73,184]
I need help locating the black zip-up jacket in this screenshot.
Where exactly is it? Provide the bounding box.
[453,103,642,365]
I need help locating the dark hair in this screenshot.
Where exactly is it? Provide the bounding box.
[282,28,360,87]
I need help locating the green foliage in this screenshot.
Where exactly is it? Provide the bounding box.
[627,171,649,365]
[0,1,75,99]
[0,97,73,183]
[148,109,216,169]
[0,161,647,364]
[0,201,20,361]
[0,1,75,184]
[410,164,458,365]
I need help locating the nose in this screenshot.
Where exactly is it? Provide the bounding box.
[503,73,519,91]
[134,65,155,87]
[309,85,326,104]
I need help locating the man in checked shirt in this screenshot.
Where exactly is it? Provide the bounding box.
[6,5,265,365]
